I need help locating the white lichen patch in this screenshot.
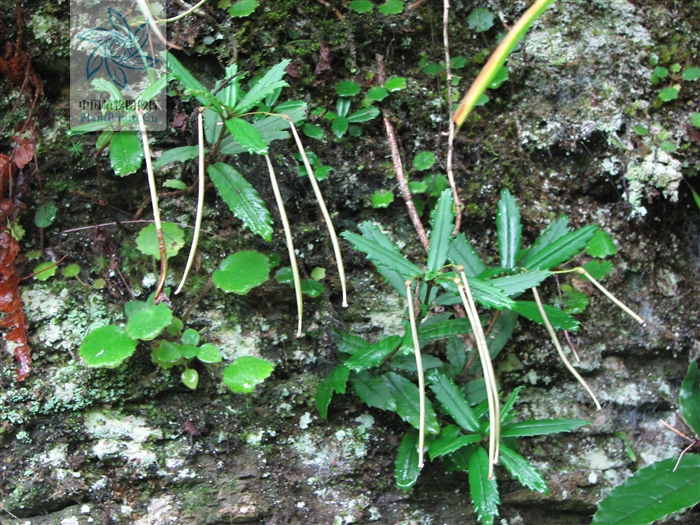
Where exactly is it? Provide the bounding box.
[85,410,162,466]
[132,495,178,525]
[623,148,682,216]
[291,422,370,478]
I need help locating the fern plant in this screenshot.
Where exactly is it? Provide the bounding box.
[318,188,643,525]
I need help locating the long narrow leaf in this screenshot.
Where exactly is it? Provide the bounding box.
[520,215,571,266]
[395,429,421,489]
[350,371,397,412]
[489,270,551,296]
[344,335,402,372]
[234,59,291,114]
[207,162,273,241]
[384,372,440,434]
[448,232,486,276]
[428,425,481,459]
[680,360,700,435]
[427,189,455,273]
[591,456,700,525]
[418,317,472,343]
[513,301,579,331]
[166,53,222,111]
[153,146,201,170]
[523,225,598,271]
[225,117,269,154]
[496,189,522,269]
[427,369,480,433]
[499,444,548,493]
[501,418,589,438]
[467,445,501,525]
[315,365,350,419]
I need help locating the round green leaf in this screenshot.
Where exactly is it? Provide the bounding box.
[33,261,57,281]
[371,189,394,208]
[213,251,270,294]
[135,222,186,259]
[80,326,137,368]
[301,279,324,298]
[633,125,649,136]
[660,141,676,153]
[467,7,494,33]
[682,67,700,81]
[310,267,326,281]
[179,344,199,359]
[658,87,679,102]
[367,86,389,102]
[222,356,274,393]
[653,66,669,79]
[181,328,200,347]
[586,230,617,258]
[275,266,294,285]
[126,302,173,341]
[378,0,403,15]
[62,263,81,278]
[412,151,436,171]
[35,202,58,228]
[181,369,199,390]
[335,81,361,97]
[385,77,406,92]
[196,343,222,364]
[152,341,183,369]
[302,123,324,140]
[690,113,700,128]
[228,0,259,17]
[349,0,373,13]
[165,317,184,335]
[163,179,187,190]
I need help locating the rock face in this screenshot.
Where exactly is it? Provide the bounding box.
[1,0,699,524]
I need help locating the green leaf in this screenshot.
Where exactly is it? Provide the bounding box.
[690,113,700,128]
[583,259,612,280]
[181,328,200,346]
[591,455,700,525]
[222,356,274,393]
[660,141,676,153]
[653,66,669,79]
[196,343,222,363]
[316,365,350,419]
[351,371,398,412]
[153,146,201,170]
[234,60,291,114]
[109,132,143,176]
[33,262,55,280]
[496,189,522,269]
[658,87,679,102]
[427,190,455,274]
[302,123,324,139]
[163,179,187,190]
[181,368,199,390]
[335,81,361,96]
[349,0,373,13]
[501,418,589,438]
[136,75,167,106]
[523,225,598,271]
[342,223,423,296]
[62,263,81,278]
[436,275,515,310]
[513,301,579,331]
[683,67,700,81]
[336,331,373,355]
[126,302,173,341]
[35,202,58,228]
[166,53,222,110]
[371,189,394,208]
[521,216,571,266]
[332,116,349,138]
[301,279,324,298]
[467,445,500,525]
[151,341,183,369]
[208,162,273,241]
[80,326,137,367]
[213,250,270,294]
[500,386,524,423]
[427,370,480,433]
[448,233,486,276]
[489,271,551,296]
[633,125,649,136]
[467,7,495,33]
[488,65,509,89]
[384,372,440,434]
[228,0,259,17]
[586,230,617,258]
[367,86,389,101]
[428,425,481,459]
[378,0,403,15]
[344,335,402,372]
[180,344,199,359]
[412,151,436,171]
[395,429,421,489]
[560,288,589,315]
[385,77,407,92]
[135,222,186,259]
[680,360,700,435]
[499,444,548,493]
[346,106,380,123]
[225,118,269,154]
[418,317,472,344]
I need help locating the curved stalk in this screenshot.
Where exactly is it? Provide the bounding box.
[531,286,602,410]
[406,280,425,469]
[265,155,304,337]
[286,118,348,307]
[573,267,647,326]
[175,107,205,295]
[136,108,169,304]
[456,269,500,478]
